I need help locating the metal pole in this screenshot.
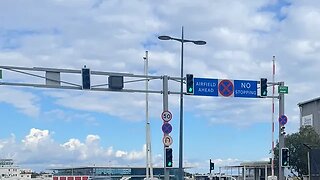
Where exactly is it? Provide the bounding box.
[144,51,149,180]
[147,52,154,180]
[179,26,184,180]
[271,56,276,178]
[144,51,154,179]
[163,75,169,180]
[308,151,311,180]
[278,81,285,180]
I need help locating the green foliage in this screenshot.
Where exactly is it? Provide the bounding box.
[274,126,320,177]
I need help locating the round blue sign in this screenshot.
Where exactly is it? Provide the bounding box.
[162,123,172,134]
[278,115,288,125]
[218,80,234,97]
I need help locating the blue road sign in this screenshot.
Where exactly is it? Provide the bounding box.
[194,78,218,96]
[279,115,288,125]
[193,78,258,98]
[162,123,172,134]
[234,80,257,98]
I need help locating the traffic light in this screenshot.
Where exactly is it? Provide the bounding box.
[186,74,194,95]
[281,148,290,167]
[210,159,214,173]
[260,78,267,97]
[82,67,91,90]
[280,126,286,135]
[165,147,173,167]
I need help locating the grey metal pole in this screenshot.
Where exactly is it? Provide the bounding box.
[145,51,153,180]
[308,151,311,180]
[163,75,169,180]
[179,26,184,180]
[278,81,285,180]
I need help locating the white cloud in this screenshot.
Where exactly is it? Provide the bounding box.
[0,128,147,171]
[22,128,51,150]
[0,87,40,117]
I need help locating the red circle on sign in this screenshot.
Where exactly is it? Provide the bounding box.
[279,115,288,125]
[218,80,234,97]
[161,111,172,122]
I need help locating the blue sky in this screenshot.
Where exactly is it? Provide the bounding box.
[1,0,320,174]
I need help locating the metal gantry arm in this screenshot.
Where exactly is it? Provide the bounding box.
[0,65,183,95]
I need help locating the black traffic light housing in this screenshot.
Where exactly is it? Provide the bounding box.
[260,78,267,97]
[165,147,173,167]
[82,68,91,90]
[281,148,289,167]
[186,74,194,95]
[210,159,214,173]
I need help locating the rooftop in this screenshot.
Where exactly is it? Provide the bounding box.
[297,97,320,106]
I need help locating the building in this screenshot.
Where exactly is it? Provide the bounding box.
[298,97,320,135]
[51,166,181,180]
[0,159,20,178]
[0,159,52,180]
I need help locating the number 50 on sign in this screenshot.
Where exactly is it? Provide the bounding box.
[161,111,172,122]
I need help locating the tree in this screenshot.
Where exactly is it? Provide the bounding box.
[274,126,320,177]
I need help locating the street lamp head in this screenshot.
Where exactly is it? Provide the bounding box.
[193,40,206,45]
[158,35,172,40]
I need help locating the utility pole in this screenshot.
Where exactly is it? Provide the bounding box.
[163,75,169,180]
[144,51,154,179]
[278,81,285,180]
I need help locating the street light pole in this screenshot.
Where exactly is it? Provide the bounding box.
[158,27,206,180]
[179,26,184,180]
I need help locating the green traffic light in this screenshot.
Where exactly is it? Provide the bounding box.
[188,87,193,92]
[167,162,172,167]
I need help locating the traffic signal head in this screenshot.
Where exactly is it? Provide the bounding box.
[82,68,91,90]
[280,126,286,135]
[260,78,267,97]
[165,147,173,167]
[210,162,214,171]
[281,148,289,167]
[186,74,194,95]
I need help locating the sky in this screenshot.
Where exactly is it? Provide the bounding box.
[0,0,320,174]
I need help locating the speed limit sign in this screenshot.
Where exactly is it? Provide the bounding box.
[161,111,172,122]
